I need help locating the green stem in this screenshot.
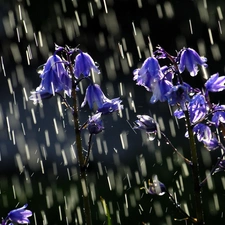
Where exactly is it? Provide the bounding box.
[68,54,92,225]
[84,134,93,167]
[184,110,204,225]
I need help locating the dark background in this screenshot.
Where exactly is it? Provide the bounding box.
[1,0,225,225]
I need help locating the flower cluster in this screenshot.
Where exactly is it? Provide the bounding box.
[30,45,123,135]
[133,47,225,152]
[2,204,32,225]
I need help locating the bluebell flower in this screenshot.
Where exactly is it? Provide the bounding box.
[150,79,173,103]
[82,84,123,113]
[133,115,157,133]
[189,93,208,123]
[141,179,166,196]
[178,48,207,76]
[211,105,225,127]
[202,136,219,151]
[173,108,185,119]
[87,113,104,134]
[161,65,174,82]
[74,50,100,79]
[192,123,212,143]
[30,54,71,103]
[205,73,225,92]
[147,181,166,196]
[3,204,32,224]
[166,84,190,109]
[81,84,107,110]
[133,57,163,91]
[97,98,123,114]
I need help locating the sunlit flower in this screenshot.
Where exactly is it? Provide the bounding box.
[192,123,212,143]
[3,204,32,224]
[202,136,219,151]
[189,93,208,123]
[178,48,207,76]
[133,57,163,91]
[87,113,104,134]
[81,84,107,110]
[173,108,185,119]
[82,84,122,113]
[97,98,123,114]
[211,105,225,127]
[161,65,174,82]
[74,50,100,79]
[150,79,173,103]
[133,115,157,133]
[29,54,71,103]
[205,73,225,92]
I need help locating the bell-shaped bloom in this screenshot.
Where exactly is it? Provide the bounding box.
[133,115,157,133]
[97,98,123,114]
[87,113,104,134]
[3,204,32,224]
[82,84,122,113]
[29,54,71,103]
[189,93,208,123]
[81,84,107,109]
[74,51,100,79]
[211,105,225,127]
[202,136,219,151]
[166,84,190,109]
[173,108,185,119]
[150,79,173,103]
[205,73,225,92]
[192,123,212,143]
[178,48,207,76]
[133,57,163,91]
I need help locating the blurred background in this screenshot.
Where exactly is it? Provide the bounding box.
[1,0,225,224]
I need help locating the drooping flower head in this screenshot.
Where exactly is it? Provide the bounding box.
[178,48,207,76]
[97,98,123,114]
[82,84,123,114]
[81,84,107,110]
[150,78,173,103]
[74,50,100,79]
[3,204,32,225]
[211,105,225,127]
[166,84,190,109]
[133,57,163,91]
[205,73,225,93]
[189,93,208,123]
[133,115,157,133]
[29,54,71,103]
[87,113,104,134]
[192,123,212,143]
[202,136,219,151]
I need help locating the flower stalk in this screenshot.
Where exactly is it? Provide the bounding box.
[184,110,204,225]
[69,54,92,225]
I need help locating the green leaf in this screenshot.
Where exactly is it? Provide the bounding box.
[100,196,112,225]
